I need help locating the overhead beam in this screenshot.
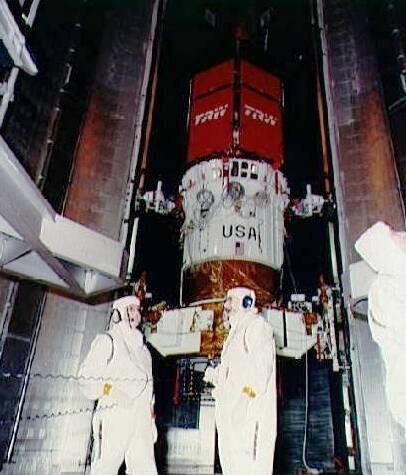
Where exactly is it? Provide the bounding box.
[0,136,127,296]
[0,0,37,74]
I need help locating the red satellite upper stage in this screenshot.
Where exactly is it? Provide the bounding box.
[187,59,283,168]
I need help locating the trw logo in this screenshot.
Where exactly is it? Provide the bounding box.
[244,104,277,125]
[194,104,229,125]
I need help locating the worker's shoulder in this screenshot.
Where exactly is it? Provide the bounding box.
[246,315,273,338]
[89,332,115,362]
[91,332,114,349]
[94,331,113,341]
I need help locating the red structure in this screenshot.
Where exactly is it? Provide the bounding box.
[187,59,283,167]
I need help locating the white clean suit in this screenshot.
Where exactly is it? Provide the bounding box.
[355,221,406,430]
[78,296,158,475]
[206,287,277,475]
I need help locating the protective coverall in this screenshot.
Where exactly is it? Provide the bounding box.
[205,287,277,475]
[78,296,158,475]
[355,221,406,430]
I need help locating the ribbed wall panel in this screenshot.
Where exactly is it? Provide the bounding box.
[276,359,335,474]
[0,2,157,474]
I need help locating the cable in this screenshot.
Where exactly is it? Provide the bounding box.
[0,368,186,385]
[0,401,118,426]
[0,375,152,426]
[0,370,152,383]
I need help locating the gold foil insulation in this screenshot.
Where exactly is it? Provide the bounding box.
[182,259,280,356]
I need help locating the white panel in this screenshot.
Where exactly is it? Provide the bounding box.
[181,158,288,270]
[351,319,406,473]
[264,309,317,359]
[0,215,21,238]
[147,332,201,356]
[4,251,69,288]
[0,235,29,264]
[284,310,318,357]
[349,259,377,300]
[145,307,213,356]
[265,308,285,349]
[40,215,124,276]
